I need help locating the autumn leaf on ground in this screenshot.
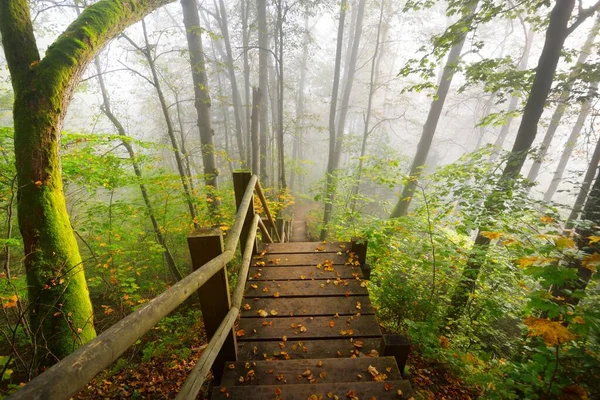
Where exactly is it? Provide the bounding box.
[524,317,575,346]
[236,329,245,337]
[243,303,251,310]
[257,309,269,317]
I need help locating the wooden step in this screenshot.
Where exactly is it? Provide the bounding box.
[212,380,413,399]
[253,253,350,267]
[240,296,374,318]
[260,242,352,254]
[237,314,382,341]
[237,338,383,361]
[248,266,364,281]
[219,356,402,387]
[243,279,368,298]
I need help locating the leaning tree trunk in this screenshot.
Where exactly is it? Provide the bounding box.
[331,0,366,172]
[258,0,269,183]
[0,0,171,365]
[545,82,598,203]
[94,57,183,281]
[446,0,578,325]
[215,0,246,165]
[320,0,348,241]
[490,25,534,161]
[180,0,220,213]
[391,2,477,218]
[350,0,385,214]
[122,22,200,227]
[566,129,600,225]
[526,13,600,185]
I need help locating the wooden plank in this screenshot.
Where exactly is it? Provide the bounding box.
[212,380,414,400]
[259,242,351,254]
[240,296,373,317]
[248,266,363,281]
[253,253,349,266]
[237,338,383,361]
[243,279,368,297]
[237,315,382,341]
[220,356,401,387]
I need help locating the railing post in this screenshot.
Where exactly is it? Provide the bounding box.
[351,237,371,279]
[187,228,236,383]
[233,171,257,255]
[380,334,410,376]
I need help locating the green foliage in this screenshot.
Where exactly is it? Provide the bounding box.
[316,148,600,399]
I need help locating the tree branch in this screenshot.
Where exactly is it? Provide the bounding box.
[567,1,600,36]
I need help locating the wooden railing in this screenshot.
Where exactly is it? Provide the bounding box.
[10,172,283,400]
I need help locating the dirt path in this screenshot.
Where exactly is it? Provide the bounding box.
[290,202,319,242]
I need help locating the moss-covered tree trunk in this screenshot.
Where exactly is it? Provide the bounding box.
[0,0,172,366]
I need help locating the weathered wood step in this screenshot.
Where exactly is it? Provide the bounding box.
[237,314,382,341]
[248,266,364,281]
[219,356,402,387]
[253,253,350,267]
[243,279,368,298]
[212,380,413,399]
[240,296,373,318]
[237,338,383,361]
[260,242,351,254]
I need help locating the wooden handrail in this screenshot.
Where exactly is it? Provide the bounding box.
[9,174,262,400]
[254,180,282,242]
[177,214,260,399]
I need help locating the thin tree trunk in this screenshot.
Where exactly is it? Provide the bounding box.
[94,57,183,281]
[180,0,220,214]
[276,0,286,189]
[123,22,200,227]
[545,82,598,203]
[258,0,269,183]
[332,0,366,171]
[446,0,578,324]
[566,131,600,224]
[320,0,348,240]
[391,3,478,218]
[526,14,600,185]
[290,12,310,192]
[241,0,252,166]
[490,25,534,160]
[350,0,385,214]
[174,92,194,180]
[251,88,262,176]
[214,0,246,165]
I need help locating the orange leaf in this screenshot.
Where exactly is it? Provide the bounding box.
[523,317,575,346]
[236,329,245,337]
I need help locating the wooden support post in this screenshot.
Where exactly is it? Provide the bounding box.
[233,171,257,256]
[351,237,370,279]
[276,217,285,243]
[187,228,236,383]
[380,334,410,376]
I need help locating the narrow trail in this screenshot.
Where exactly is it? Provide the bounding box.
[290,202,319,242]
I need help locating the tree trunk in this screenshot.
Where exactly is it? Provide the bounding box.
[332,0,366,171]
[276,0,286,190]
[320,0,348,240]
[94,57,183,282]
[490,25,534,161]
[290,11,310,193]
[0,0,171,365]
[123,22,200,227]
[566,129,600,225]
[526,13,600,185]
[391,2,477,218]
[241,0,252,166]
[350,0,385,214]
[545,82,598,203]
[257,0,269,183]
[446,0,577,325]
[180,0,220,213]
[251,88,262,176]
[214,0,246,166]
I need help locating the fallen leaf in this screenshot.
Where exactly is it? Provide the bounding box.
[236,329,245,337]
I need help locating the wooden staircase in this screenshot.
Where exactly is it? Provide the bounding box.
[211,241,414,399]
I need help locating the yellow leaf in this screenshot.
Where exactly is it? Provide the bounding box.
[589,236,600,244]
[523,317,575,346]
[480,231,502,240]
[582,253,600,273]
[540,215,554,224]
[554,237,576,250]
[572,316,585,324]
